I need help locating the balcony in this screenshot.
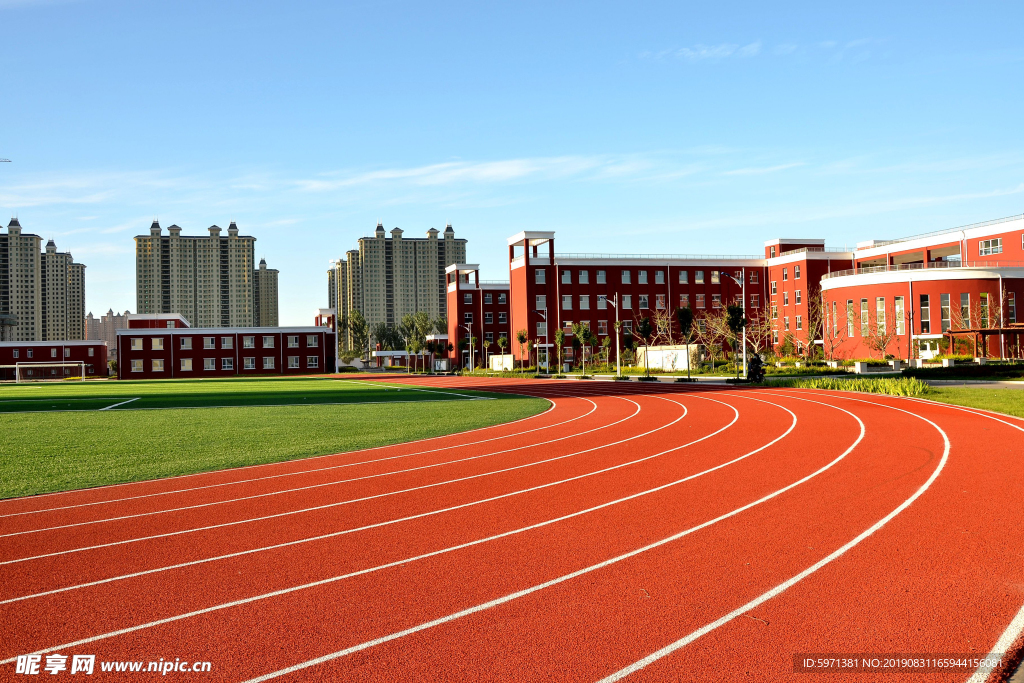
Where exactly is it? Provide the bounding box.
[821,260,1024,281]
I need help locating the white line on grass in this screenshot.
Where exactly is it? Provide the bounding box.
[99,398,140,411]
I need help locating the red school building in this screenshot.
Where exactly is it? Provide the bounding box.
[0,340,108,380]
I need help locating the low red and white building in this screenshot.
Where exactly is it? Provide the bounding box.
[445,264,511,368]
[116,314,336,379]
[0,340,108,380]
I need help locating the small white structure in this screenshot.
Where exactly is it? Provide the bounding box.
[489,354,514,371]
[635,345,698,371]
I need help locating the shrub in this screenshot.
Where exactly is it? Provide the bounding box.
[762,376,930,397]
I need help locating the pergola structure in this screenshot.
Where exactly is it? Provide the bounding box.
[944,324,1024,359]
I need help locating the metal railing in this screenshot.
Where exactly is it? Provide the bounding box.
[862,213,1024,250]
[553,252,763,261]
[778,246,854,256]
[822,260,1024,280]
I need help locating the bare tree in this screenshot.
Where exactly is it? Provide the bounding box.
[812,294,848,361]
[695,309,729,363]
[864,300,899,359]
[650,308,675,346]
[745,302,775,356]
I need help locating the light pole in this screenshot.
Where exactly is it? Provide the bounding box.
[723,270,747,379]
[607,293,621,378]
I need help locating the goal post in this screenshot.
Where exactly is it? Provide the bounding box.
[15,362,86,383]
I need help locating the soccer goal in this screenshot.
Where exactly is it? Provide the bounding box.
[15,362,86,383]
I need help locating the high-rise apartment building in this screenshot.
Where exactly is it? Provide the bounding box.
[253,258,279,327]
[0,219,86,341]
[135,221,278,327]
[328,223,467,347]
[86,309,130,359]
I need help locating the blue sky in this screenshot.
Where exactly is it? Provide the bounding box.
[2,0,1023,324]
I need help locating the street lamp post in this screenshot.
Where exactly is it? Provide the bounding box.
[607,293,621,378]
[723,270,747,379]
[461,324,474,371]
[535,308,550,372]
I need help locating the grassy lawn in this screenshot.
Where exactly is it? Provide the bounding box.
[922,386,1024,420]
[0,377,547,499]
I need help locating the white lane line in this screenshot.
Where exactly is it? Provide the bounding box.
[0,384,560,508]
[0,396,651,562]
[336,379,494,400]
[967,602,1024,683]
[0,391,776,659]
[1,392,762,604]
[97,397,140,411]
[0,394,576,519]
[597,391,950,682]
[0,397,626,539]
[229,393,861,683]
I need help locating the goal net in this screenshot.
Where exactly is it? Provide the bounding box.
[15,362,86,383]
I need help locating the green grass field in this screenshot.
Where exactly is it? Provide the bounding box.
[0,377,548,499]
[923,386,1024,420]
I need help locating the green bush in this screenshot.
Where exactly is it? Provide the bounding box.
[762,376,930,397]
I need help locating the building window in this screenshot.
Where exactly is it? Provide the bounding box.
[846,300,855,337]
[795,265,801,279]
[656,294,666,310]
[580,295,590,310]
[11,349,17,358]
[960,293,970,328]
[263,336,274,348]
[221,358,234,370]
[895,296,905,335]
[536,295,546,310]
[243,336,255,348]
[241,357,254,370]
[639,294,649,309]
[485,312,493,324]
[131,338,143,351]
[131,359,143,372]
[638,270,648,284]
[181,358,192,371]
[621,270,631,284]
[940,294,951,331]
[499,293,507,305]
[696,294,705,309]
[980,293,990,328]
[860,299,869,336]
[597,295,607,310]
[596,270,606,284]
[88,347,95,357]
[484,293,492,305]
[579,270,589,284]
[772,329,779,344]
[622,320,633,332]
[535,269,546,285]
[796,315,803,330]
[770,246,777,258]
[784,316,790,331]
[151,337,164,351]
[537,321,547,337]
[288,356,300,368]
[655,270,664,284]
[561,270,571,284]
[464,312,473,323]
[920,294,930,334]
[680,293,689,308]
[783,292,789,306]
[795,290,802,305]
[622,294,632,309]
[204,358,216,371]
[165,320,174,328]
[712,294,722,309]
[562,294,573,310]
[750,271,759,284]
[485,332,493,342]
[678,270,688,284]
[221,337,233,349]
[979,238,1003,256]
[750,294,760,309]
[709,271,719,285]
[181,337,192,350]
[771,281,777,295]
[463,293,472,305]
[288,336,299,348]
[783,268,789,281]
[598,320,608,335]
[876,297,887,333]
[1009,292,1017,323]
[204,337,215,349]
[263,356,275,369]
[65,347,71,358]
[51,348,57,358]
[563,321,573,335]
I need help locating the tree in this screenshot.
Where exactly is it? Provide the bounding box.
[515,329,529,374]
[571,322,594,375]
[497,335,509,360]
[725,304,749,378]
[650,308,674,346]
[601,335,611,366]
[815,295,848,361]
[698,308,730,365]
[433,316,448,335]
[553,327,565,373]
[865,300,899,359]
[349,310,369,360]
[337,314,349,354]
[635,316,653,377]
[675,306,694,380]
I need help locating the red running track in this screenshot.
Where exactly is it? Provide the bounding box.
[1,377,1022,682]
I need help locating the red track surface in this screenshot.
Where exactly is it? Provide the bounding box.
[2,378,1022,682]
